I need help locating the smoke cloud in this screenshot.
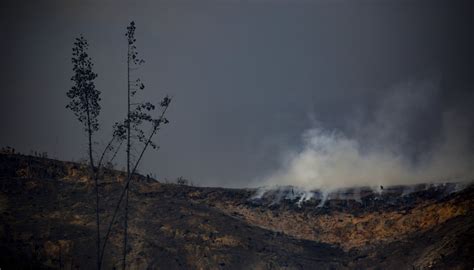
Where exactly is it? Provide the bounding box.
[260,81,474,191]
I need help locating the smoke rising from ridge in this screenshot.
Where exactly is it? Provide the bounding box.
[0,1,472,188]
[259,81,474,191]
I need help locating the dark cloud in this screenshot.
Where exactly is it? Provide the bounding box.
[1,0,472,187]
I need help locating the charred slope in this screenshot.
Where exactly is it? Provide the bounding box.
[190,184,472,250]
[0,153,472,269]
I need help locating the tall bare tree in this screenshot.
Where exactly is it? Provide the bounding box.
[95,21,171,270]
[122,21,171,269]
[123,21,135,270]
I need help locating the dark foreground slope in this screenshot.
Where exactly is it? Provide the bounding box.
[0,154,472,269]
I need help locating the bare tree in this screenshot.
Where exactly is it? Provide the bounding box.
[99,21,172,270]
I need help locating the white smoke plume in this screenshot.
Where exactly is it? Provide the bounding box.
[259,81,474,192]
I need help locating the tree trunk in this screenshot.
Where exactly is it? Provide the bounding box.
[85,94,100,270]
[123,40,131,270]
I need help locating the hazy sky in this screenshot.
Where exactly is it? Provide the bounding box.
[1,0,472,187]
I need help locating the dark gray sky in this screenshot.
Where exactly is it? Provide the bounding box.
[1,0,473,187]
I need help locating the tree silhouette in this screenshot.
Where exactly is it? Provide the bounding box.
[67,36,126,270]
[97,21,172,270]
[66,35,102,270]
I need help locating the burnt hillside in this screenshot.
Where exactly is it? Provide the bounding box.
[0,153,473,269]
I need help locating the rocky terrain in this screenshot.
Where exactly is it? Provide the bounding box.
[0,153,473,269]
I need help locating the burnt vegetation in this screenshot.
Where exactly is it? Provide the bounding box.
[0,153,473,269]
